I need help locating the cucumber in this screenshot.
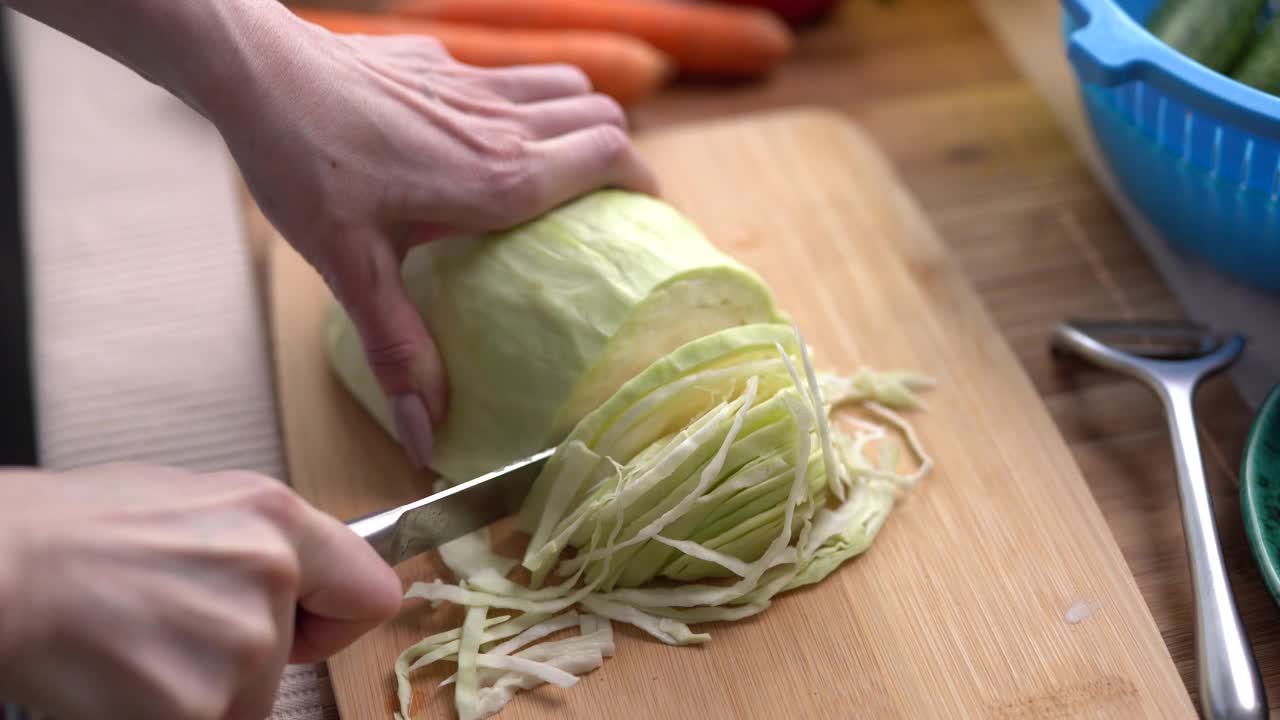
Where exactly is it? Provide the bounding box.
[1232,16,1280,94]
[1146,0,1266,73]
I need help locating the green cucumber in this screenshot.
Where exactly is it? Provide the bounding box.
[1146,0,1266,73]
[1232,16,1280,94]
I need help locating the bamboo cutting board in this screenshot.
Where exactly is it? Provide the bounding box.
[268,108,1195,719]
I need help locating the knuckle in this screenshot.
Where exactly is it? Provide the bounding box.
[476,126,527,163]
[485,157,540,222]
[238,491,305,592]
[172,691,225,720]
[363,336,419,379]
[158,667,230,720]
[246,535,302,595]
[416,36,447,57]
[211,468,272,488]
[458,127,540,222]
[555,64,593,92]
[588,125,630,163]
[229,615,281,672]
[243,476,303,527]
[588,93,626,127]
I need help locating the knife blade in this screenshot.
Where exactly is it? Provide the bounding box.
[346,448,554,566]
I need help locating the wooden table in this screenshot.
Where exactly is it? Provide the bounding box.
[632,0,1273,710]
[270,0,1279,712]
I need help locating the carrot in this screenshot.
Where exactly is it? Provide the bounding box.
[294,9,673,105]
[387,0,794,78]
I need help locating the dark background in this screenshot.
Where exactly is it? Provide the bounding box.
[0,9,38,469]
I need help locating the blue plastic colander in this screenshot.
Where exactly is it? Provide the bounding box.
[1061,0,1280,290]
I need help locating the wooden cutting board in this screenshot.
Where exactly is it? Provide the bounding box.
[268,108,1195,719]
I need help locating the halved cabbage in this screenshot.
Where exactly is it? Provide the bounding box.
[328,190,787,482]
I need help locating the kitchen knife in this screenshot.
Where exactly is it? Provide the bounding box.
[346,448,554,566]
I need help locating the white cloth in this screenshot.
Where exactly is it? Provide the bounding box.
[5,11,333,720]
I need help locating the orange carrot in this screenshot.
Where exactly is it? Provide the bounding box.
[387,0,794,78]
[294,9,673,105]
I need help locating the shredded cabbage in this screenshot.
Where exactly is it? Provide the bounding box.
[392,324,932,719]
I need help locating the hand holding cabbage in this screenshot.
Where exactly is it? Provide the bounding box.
[2,0,660,472]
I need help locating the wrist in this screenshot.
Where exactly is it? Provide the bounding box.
[0,0,307,127]
[174,0,311,126]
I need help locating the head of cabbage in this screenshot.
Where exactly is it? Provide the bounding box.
[328,189,789,483]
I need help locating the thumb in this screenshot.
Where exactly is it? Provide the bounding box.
[330,237,448,469]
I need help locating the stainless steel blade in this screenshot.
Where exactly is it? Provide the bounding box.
[346,448,554,566]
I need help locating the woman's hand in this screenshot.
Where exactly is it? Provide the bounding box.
[0,0,659,468]
[0,465,403,720]
[213,7,659,468]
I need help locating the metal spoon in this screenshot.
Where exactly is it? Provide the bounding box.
[1051,320,1265,720]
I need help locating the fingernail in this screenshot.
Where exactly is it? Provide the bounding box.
[392,393,434,469]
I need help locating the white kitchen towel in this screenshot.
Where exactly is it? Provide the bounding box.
[5,11,334,720]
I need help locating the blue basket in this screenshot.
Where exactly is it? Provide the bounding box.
[1061,0,1280,291]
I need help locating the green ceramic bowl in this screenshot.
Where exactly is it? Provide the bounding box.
[1242,383,1280,608]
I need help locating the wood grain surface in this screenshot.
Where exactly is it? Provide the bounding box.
[257,0,1278,714]
[626,0,1276,710]
[269,108,1195,718]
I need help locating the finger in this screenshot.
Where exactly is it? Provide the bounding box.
[525,125,660,210]
[221,584,294,720]
[288,508,404,664]
[476,63,593,103]
[517,93,627,141]
[330,237,449,468]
